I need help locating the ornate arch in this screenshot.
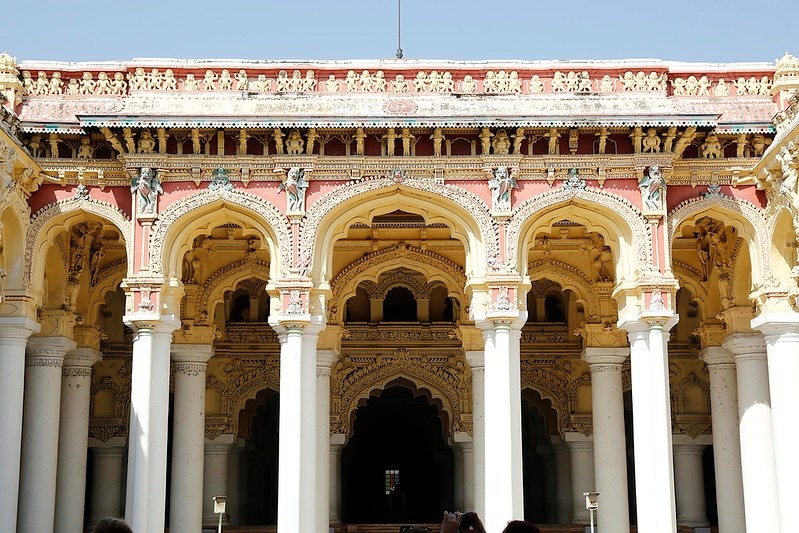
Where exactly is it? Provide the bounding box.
[194,256,271,323]
[222,357,281,436]
[332,350,466,437]
[668,195,771,282]
[330,243,467,320]
[520,362,570,435]
[26,197,133,287]
[374,270,429,298]
[149,188,290,276]
[301,176,497,277]
[527,258,600,319]
[507,187,650,273]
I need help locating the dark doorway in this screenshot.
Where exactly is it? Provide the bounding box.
[521,390,558,523]
[341,385,454,524]
[240,391,279,525]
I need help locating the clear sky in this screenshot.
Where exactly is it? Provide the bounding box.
[5,0,797,64]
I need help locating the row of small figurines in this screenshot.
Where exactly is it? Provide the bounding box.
[19,67,774,97]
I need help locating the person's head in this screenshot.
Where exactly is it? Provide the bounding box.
[502,520,541,533]
[91,517,133,533]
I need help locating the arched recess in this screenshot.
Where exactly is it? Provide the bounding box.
[527,259,599,320]
[301,176,495,281]
[668,195,770,288]
[508,187,649,283]
[149,189,290,279]
[330,243,467,323]
[221,360,281,438]
[25,198,133,291]
[768,207,798,285]
[1,205,27,291]
[334,356,464,438]
[519,362,570,435]
[193,257,271,324]
[88,258,127,327]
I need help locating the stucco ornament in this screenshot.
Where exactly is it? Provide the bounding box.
[639,165,665,211]
[208,167,234,192]
[562,167,586,192]
[488,166,518,213]
[130,167,163,216]
[278,167,308,212]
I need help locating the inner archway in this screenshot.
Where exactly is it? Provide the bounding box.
[238,389,279,526]
[341,385,454,524]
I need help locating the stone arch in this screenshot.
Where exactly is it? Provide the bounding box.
[527,259,600,320]
[150,189,290,278]
[0,202,28,292]
[194,257,271,324]
[334,354,465,437]
[25,197,133,290]
[330,244,467,323]
[508,187,649,282]
[374,270,429,298]
[223,360,281,437]
[668,195,770,285]
[301,176,496,281]
[520,362,570,435]
[88,258,126,325]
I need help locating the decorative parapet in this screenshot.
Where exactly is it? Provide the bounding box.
[773,53,799,92]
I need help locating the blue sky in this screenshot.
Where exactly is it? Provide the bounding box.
[5,0,797,63]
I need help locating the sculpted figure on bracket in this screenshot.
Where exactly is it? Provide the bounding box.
[488,166,518,212]
[131,167,164,216]
[278,167,309,212]
[639,165,665,211]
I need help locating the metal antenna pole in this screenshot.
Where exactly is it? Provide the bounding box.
[396,0,403,59]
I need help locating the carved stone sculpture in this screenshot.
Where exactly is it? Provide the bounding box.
[488,166,518,212]
[131,167,164,216]
[278,167,308,212]
[639,165,665,211]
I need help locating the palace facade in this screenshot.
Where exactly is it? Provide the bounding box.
[0,51,798,533]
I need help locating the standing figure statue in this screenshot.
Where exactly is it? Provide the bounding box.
[278,167,309,212]
[488,166,518,212]
[639,165,665,210]
[131,167,164,215]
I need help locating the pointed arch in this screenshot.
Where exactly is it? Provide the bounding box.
[149,189,290,278]
[527,259,600,319]
[194,257,271,323]
[301,176,496,281]
[25,197,133,289]
[508,187,650,282]
[668,195,770,285]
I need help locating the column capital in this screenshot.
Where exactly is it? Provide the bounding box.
[699,346,734,367]
[205,433,235,453]
[125,317,180,335]
[619,314,678,337]
[751,311,799,339]
[26,335,77,366]
[0,317,40,342]
[171,343,213,375]
[722,331,766,359]
[581,347,628,367]
[63,347,102,377]
[465,350,484,370]
[317,349,339,374]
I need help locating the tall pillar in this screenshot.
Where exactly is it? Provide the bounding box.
[276,322,321,532]
[0,320,37,532]
[226,440,244,526]
[565,433,594,524]
[18,335,76,532]
[124,320,177,533]
[453,434,474,512]
[54,347,102,533]
[622,318,677,533]
[465,350,485,519]
[88,438,126,527]
[329,434,346,524]
[169,344,213,533]
[752,312,799,531]
[582,347,630,533]
[480,318,524,532]
[551,436,572,525]
[317,349,337,532]
[672,436,710,527]
[202,434,234,525]
[723,332,780,532]
[699,346,745,533]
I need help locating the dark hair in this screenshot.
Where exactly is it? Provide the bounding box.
[91,517,133,533]
[502,520,541,533]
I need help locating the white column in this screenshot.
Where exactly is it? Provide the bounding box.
[453,433,474,512]
[0,321,37,532]
[277,322,321,532]
[202,434,234,525]
[700,346,745,533]
[169,344,213,533]
[481,318,524,532]
[465,350,485,519]
[54,347,102,533]
[565,433,594,524]
[723,332,780,532]
[551,436,572,525]
[752,313,799,531]
[672,435,710,527]
[623,319,677,533]
[329,434,346,524]
[88,438,126,527]
[226,440,244,526]
[317,349,337,532]
[125,320,177,533]
[582,347,630,533]
[18,335,76,532]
